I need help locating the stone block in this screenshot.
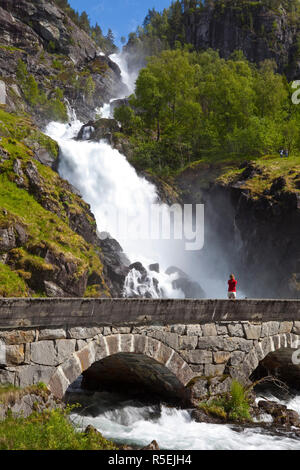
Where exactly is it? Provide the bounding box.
[261,322,279,337]
[0,329,35,345]
[103,327,112,336]
[112,327,131,334]
[243,324,261,340]
[6,345,24,365]
[31,340,57,366]
[75,343,95,372]
[228,324,244,337]
[181,349,212,364]
[68,327,102,339]
[120,334,134,353]
[209,377,232,396]
[15,365,56,388]
[293,322,300,335]
[179,336,198,350]
[146,337,162,360]
[133,335,148,354]
[0,369,15,386]
[186,325,202,336]
[213,351,231,364]
[204,364,225,377]
[190,379,208,399]
[61,355,82,384]
[171,324,186,335]
[190,365,204,374]
[105,335,120,355]
[279,322,293,334]
[56,339,76,364]
[77,339,87,350]
[216,325,228,335]
[197,336,226,351]
[167,351,186,376]
[148,330,179,350]
[38,328,66,341]
[156,342,173,365]
[230,350,245,366]
[48,367,69,399]
[202,324,217,337]
[177,363,194,386]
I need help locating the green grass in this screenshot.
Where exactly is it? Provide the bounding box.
[218,154,300,196]
[0,44,24,53]
[0,407,117,450]
[0,263,28,297]
[0,108,110,297]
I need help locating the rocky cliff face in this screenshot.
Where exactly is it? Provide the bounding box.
[183,2,300,79]
[0,1,130,298]
[177,161,300,299]
[0,0,125,123]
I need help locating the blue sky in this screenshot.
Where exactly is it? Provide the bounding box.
[68,0,172,47]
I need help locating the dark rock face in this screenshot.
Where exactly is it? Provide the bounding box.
[183,2,299,79]
[77,118,120,145]
[165,266,205,299]
[176,159,300,299]
[98,237,130,297]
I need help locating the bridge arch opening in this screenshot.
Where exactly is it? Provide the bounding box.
[71,352,187,403]
[250,347,300,391]
[48,334,195,403]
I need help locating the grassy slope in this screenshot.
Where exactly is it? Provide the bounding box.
[0,107,110,297]
[177,153,300,199]
[0,383,116,450]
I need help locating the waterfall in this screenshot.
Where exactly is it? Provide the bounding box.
[46,52,188,299]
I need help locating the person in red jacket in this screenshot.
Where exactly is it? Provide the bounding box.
[228,274,237,300]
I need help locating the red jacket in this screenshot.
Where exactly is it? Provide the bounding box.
[228,279,237,292]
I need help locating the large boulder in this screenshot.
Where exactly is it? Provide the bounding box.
[77,119,120,145]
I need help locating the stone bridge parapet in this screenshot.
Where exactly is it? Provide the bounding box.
[0,299,300,402]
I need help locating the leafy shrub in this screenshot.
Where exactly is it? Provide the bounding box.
[199,380,252,423]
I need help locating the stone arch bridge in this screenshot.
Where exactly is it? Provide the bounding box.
[0,298,300,403]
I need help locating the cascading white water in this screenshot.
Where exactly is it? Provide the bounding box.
[68,384,300,450]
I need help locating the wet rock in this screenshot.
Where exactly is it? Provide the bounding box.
[258,400,300,428]
[165,266,205,299]
[77,118,120,145]
[98,236,130,297]
[142,440,160,450]
[149,263,160,273]
[191,408,223,424]
[129,262,148,282]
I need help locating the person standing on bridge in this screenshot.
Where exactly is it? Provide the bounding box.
[228,274,237,300]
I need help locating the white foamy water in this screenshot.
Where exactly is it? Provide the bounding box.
[69,390,300,450]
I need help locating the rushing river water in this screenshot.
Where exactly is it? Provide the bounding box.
[67,379,300,450]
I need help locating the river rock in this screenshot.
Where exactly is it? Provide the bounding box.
[142,440,160,450]
[258,400,300,428]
